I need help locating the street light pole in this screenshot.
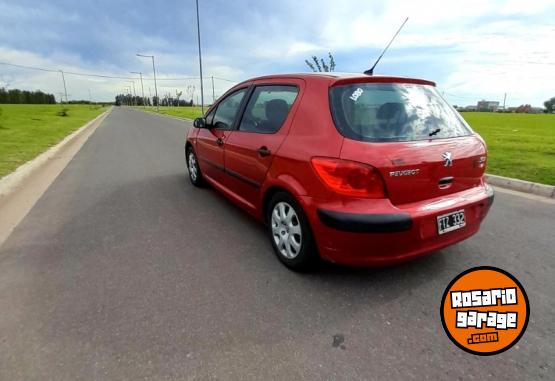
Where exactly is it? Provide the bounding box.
[131,71,146,109]
[137,53,159,112]
[124,86,132,106]
[195,0,205,114]
[126,81,136,106]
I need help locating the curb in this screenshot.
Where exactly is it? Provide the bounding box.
[486,174,554,199]
[0,107,111,198]
[131,107,194,122]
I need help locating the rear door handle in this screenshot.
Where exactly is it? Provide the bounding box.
[257,146,271,157]
[216,137,224,146]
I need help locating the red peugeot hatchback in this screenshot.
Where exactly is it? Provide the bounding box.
[185,73,494,270]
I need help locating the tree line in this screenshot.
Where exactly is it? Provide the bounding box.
[0,87,56,104]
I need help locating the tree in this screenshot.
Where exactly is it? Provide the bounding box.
[305,52,336,72]
[515,104,532,113]
[544,97,555,113]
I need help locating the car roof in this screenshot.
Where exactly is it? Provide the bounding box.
[242,72,436,87]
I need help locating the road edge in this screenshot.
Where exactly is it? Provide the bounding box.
[0,107,112,197]
[486,174,554,199]
[0,107,112,247]
[130,107,194,122]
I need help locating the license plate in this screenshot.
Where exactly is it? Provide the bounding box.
[437,209,466,235]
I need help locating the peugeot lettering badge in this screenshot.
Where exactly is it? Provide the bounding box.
[442,152,453,167]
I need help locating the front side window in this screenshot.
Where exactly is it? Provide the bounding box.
[329,83,472,142]
[211,88,247,129]
[239,85,299,133]
[204,107,216,125]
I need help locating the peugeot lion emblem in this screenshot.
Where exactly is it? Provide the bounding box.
[442,152,453,167]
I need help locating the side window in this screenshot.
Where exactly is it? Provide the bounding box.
[211,88,247,129]
[238,85,299,133]
[205,107,216,125]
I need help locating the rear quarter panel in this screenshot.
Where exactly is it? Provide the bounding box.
[263,76,345,205]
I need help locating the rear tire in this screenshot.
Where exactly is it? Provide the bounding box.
[266,191,318,271]
[186,146,204,187]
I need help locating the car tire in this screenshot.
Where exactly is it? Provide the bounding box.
[266,191,318,271]
[186,146,204,187]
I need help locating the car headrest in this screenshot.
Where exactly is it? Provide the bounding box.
[376,102,406,121]
[265,99,289,124]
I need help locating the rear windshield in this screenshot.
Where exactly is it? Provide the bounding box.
[329,83,472,142]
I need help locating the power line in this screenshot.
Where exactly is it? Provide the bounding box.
[0,61,237,83]
[0,61,136,79]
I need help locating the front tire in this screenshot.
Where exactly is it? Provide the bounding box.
[266,192,318,271]
[186,146,204,187]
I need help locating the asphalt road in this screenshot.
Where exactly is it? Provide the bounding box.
[0,107,553,380]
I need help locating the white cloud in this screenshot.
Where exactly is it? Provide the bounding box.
[0,0,553,106]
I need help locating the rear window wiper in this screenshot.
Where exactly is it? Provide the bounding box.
[428,128,441,137]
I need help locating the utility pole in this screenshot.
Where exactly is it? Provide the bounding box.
[60,70,68,103]
[131,72,146,109]
[211,76,215,104]
[137,53,159,112]
[124,86,132,106]
[126,80,136,106]
[503,93,507,110]
[195,0,204,113]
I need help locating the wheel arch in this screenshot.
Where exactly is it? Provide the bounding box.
[261,175,308,223]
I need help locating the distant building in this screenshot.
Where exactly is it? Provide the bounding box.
[477,100,500,112]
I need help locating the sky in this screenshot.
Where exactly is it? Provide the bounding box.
[0,0,554,106]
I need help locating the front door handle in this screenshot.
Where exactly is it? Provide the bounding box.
[216,137,224,146]
[257,146,271,157]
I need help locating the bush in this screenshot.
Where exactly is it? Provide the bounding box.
[57,108,69,117]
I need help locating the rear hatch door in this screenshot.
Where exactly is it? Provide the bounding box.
[340,135,486,205]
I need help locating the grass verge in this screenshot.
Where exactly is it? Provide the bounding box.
[0,104,107,178]
[461,112,554,185]
[136,106,203,120]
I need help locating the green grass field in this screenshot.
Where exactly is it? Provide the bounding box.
[461,112,554,185]
[0,104,107,178]
[138,106,203,120]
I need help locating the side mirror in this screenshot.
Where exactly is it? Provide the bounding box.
[193,117,206,128]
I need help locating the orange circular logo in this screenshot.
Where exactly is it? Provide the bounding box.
[440,266,529,356]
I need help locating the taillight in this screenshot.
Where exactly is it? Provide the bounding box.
[311,157,386,198]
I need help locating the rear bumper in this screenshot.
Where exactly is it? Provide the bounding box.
[317,209,413,233]
[302,185,494,266]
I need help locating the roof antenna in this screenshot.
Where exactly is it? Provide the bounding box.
[364,17,409,75]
